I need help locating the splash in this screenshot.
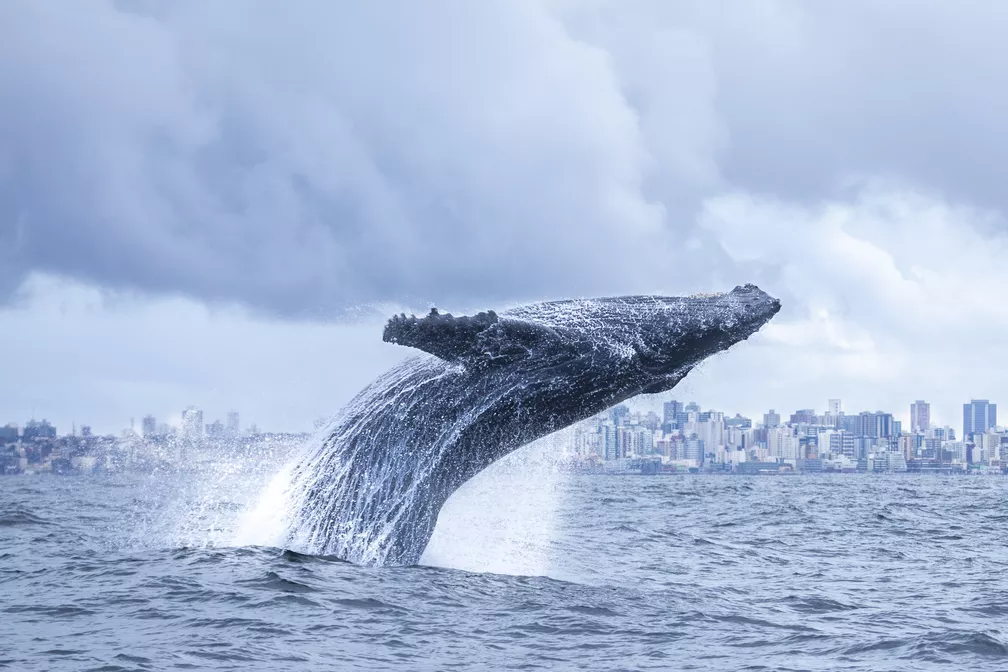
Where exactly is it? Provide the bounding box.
[230,461,299,549]
[229,429,575,576]
[118,436,302,552]
[419,430,574,576]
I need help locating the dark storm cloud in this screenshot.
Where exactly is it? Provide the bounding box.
[0,0,704,317]
[2,0,1007,318]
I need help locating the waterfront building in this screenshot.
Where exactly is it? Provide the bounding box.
[910,400,930,434]
[963,400,997,437]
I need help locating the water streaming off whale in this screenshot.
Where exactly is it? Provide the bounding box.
[258,285,781,565]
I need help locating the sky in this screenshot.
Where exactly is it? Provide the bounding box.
[1,0,1007,434]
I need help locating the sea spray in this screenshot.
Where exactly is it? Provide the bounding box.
[420,428,575,576]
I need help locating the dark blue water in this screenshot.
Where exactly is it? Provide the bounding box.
[4,463,1008,671]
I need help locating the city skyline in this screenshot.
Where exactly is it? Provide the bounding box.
[3,392,1004,477]
[4,395,997,443]
[570,396,1004,475]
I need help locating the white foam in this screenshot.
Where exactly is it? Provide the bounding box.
[230,461,298,548]
[419,430,573,576]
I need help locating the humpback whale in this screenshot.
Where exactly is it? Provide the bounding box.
[280,284,781,566]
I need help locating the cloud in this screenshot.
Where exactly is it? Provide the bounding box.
[1,0,731,318]
[691,186,1008,427]
[2,1,1008,429]
[1,273,408,434]
[6,1,1008,317]
[638,0,1008,211]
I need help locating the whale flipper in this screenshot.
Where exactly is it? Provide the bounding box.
[383,308,560,368]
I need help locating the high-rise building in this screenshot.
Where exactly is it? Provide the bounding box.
[226,411,240,434]
[763,409,781,428]
[182,407,203,439]
[910,400,930,434]
[828,399,842,416]
[609,405,630,427]
[599,423,618,460]
[662,401,682,429]
[23,419,56,440]
[963,399,997,437]
[856,411,894,438]
[790,409,816,425]
[142,415,157,438]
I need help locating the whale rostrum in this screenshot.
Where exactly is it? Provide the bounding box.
[280,284,781,565]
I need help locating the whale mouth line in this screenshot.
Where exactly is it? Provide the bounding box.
[278,285,781,566]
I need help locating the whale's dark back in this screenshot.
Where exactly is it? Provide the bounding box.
[278,287,781,565]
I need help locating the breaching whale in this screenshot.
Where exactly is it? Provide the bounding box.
[279,284,781,565]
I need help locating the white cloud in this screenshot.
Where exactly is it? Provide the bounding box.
[2,1,1008,431]
[0,273,408,434]
[691,187,1008,428]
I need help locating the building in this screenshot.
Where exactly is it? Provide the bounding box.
[829,431,856,459]
[609,405,630,427]
[182,407,204,439]
[963,400,997,437]
[856,411,894,438]
[661,398,685,431]
[828,399,842,416]
[790,409,816,425]
[226,411,240,434]
[763,409,781,428]
[0,424,18,443]
[910,400,930,434]
[23,419,56,440]
[142,415,157,438]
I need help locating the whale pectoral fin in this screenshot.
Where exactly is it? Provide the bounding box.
[383,308,558,367]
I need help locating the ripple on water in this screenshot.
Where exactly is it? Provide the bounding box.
[4,473,1008,671]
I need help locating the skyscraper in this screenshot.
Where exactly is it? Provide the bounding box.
[226,411,240,434]
[662,401,682,429]
[856,411,894,438]
[609,404,630,427]
[828,399,842,416]
[763,409,781,428]
[910,400,930,434]
[963,400,997,437]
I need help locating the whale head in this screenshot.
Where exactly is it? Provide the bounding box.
[496,283,780,395]
[620,283,781,393]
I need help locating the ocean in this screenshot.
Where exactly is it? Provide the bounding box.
[3,448,1008,671]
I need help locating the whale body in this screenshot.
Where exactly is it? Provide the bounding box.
[280,284,781,565]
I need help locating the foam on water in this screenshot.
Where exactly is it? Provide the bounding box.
[230,461,299,549]
[228,429,575,577]
[419,430,573,576]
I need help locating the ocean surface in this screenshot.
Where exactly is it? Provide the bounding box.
[4,448,1008,671]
